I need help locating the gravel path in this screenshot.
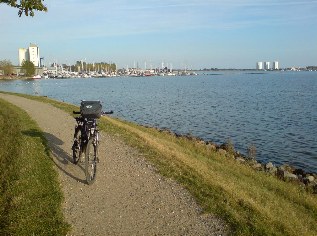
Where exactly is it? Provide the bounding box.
[0,93,228,236]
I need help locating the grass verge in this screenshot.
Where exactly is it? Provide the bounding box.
[0,97,70,235]
[1,91,317,236]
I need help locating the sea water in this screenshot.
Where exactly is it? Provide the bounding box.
[1,71,316,172]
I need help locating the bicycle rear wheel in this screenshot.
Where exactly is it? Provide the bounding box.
[85,138,98,184]
[72,129,82,164]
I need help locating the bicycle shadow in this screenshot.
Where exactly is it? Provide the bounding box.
[22,129,86,184]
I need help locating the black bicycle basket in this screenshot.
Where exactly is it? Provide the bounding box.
[80,101,102,118]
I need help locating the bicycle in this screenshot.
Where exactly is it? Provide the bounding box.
[72,100,113,185]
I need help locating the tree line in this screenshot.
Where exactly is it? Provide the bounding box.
[0,60,35,77]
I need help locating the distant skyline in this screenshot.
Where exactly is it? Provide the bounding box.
[1,0,317,69]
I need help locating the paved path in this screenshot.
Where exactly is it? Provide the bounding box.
[0,93,227,235]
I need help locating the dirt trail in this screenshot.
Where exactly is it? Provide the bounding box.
[0,93,227,235]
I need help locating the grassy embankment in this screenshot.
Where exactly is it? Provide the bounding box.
[0,98,70,235]
[1,91,317,236]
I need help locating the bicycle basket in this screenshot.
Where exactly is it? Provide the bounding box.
[80,101,102,118]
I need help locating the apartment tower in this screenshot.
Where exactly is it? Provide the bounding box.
[256,62,263,70]
[264,61,270,70]
[18,43,40,67]
[273,61,279,70]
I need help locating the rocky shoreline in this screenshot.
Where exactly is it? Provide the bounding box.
[153,127,317,194]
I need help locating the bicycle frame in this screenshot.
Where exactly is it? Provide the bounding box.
[74,117,99,157]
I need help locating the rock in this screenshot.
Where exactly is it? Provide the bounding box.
[268,167,277,175]
[279,164,294,173]
[219,140,235,154]
[253,163,263,170]
[248,159,258,165]
[284,171,298,181]
[277,168,297,181]
[236,157,246,163]
[265,162,277,175]
[266,162,274,170]
[306,175,315,183]
[294,168,305,176]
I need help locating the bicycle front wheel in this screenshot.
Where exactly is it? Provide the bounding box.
[85,138,98,185]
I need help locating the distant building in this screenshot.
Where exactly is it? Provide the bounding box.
[256,60,280,70]
[18,48,28,66]
[256,62,263,70]
[18,43,40,67]
[264,62,270,70]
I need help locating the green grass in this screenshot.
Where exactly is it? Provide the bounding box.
[100,115,317,235]
[1,91,317,236]
[0,97,70,235]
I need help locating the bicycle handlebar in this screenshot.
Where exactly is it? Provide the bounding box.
[102,111,114,115]
[73,111,114,115]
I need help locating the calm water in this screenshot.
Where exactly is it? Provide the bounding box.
[1,71,317,172]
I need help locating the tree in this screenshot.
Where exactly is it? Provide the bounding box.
[21,60,35,77]
[0,60,14,75]
[0,0,47,17]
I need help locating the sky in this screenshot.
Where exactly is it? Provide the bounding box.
[0,0,317,69]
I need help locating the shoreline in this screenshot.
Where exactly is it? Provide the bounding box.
[1,89,316,188]
[147,125,317,193]
[1,90,316,192]
[1,91,317,235]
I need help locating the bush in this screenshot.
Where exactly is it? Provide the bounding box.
[0,60,14,75]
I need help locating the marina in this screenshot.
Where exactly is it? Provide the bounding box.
[40,65,198,79]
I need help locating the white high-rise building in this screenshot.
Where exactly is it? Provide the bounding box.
[18,48,28,66]
[273,61,279,70]
[18,43,40,67]
[28,44,40,67]
[256,62,263,70]
[264,61,270,70]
